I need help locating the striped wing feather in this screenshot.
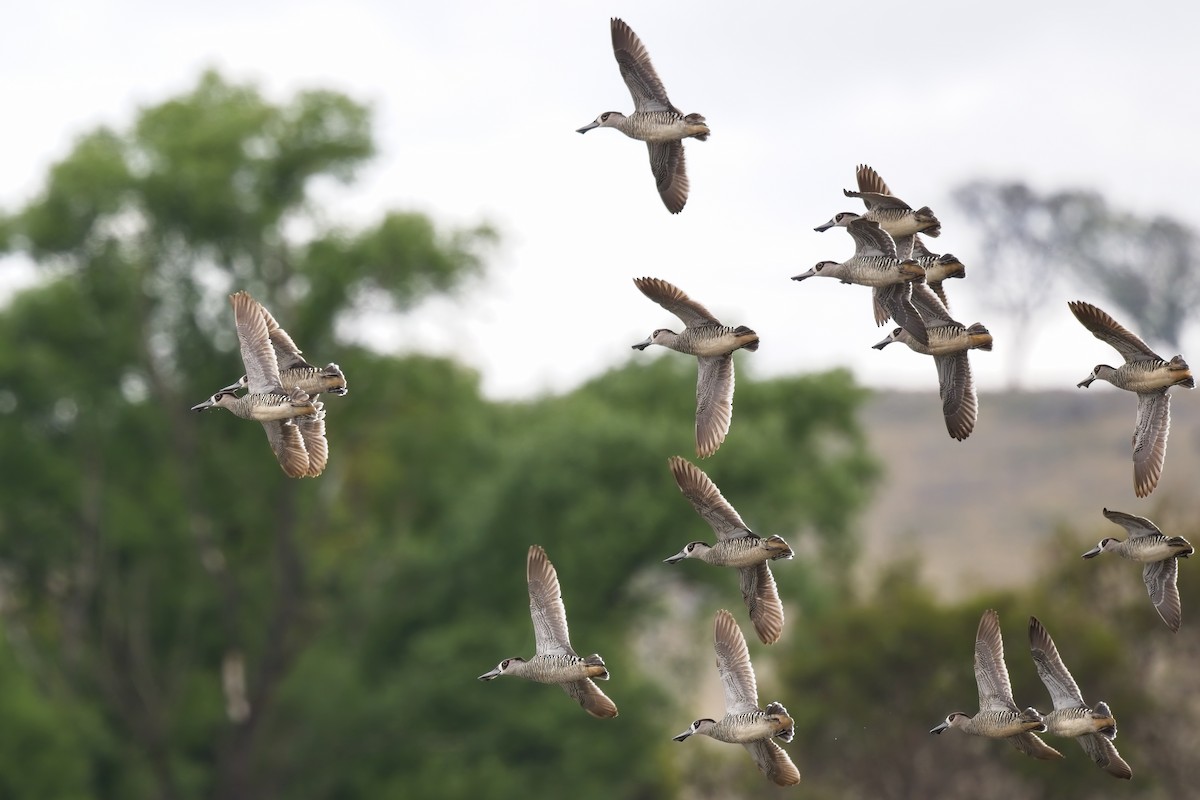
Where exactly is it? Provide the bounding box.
[561,678,619,719]
[713,609,759,714]
[527,545,577,657]
[740,562,784,645]
[1132,391,1170,498]
[667,456,750,538]
[230,292,283,394]
[974,609,1017,713]
[1068,301,1161,363]
[695,356,734,458]
[610,17,677,113]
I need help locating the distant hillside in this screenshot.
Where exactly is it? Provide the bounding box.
[857,388,1200,597]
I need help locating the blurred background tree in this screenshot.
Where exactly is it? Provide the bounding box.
[0,71,882,799]
[954,180,1199,387]
[5,69,1198,800]
[951,181,1063,389]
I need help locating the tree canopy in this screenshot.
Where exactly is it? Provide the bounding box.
[0,71,881,799]
[954,180,1199,366]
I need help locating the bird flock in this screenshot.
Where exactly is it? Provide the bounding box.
[190,17,1194,789]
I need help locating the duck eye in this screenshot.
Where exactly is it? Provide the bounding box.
[601,112,610,121]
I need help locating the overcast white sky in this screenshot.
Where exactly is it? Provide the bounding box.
[3,0,1199,399]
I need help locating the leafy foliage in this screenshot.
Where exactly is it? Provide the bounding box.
[766,522,1199,799]
[0,71,878,799]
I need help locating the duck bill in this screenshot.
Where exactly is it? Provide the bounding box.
[790,268,817,282]
[672,728,695,741]
[813,218,837,232]
[631,336,653,351]
[871,333,895,350]
[575,120,599,134]
[216,377,246,394]
[190,397,216,412]
[1076,374,1096,388]
[662,548,688,564]
[1081,545,1103,559]
[929,721,950,734]
[477,666,503,682]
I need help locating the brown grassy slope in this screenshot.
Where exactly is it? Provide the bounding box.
[857,388,1200,597]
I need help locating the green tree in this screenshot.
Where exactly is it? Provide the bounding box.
[250,358,880,800]
[0,70,883,800]
[0,71,493,800]
[764,517,1199,800]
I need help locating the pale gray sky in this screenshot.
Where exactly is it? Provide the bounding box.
[4,0,1199,398]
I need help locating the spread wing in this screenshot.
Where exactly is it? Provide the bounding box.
[845,190,912,212]
[561,679,619,719]
[1028,616,1085,710]
[845,217,898,259]
[296,402,328,478]
[891,233,916,260]
[910,282,957,328]
[929,280,953,310]
[934,352,977,442]
[633,277,720,327]
[610,17,678,113]
[1009,732,1064,760]
[1068,301,1162,363]
[695,355,734,458]
[909,234,934,260]
[259,302,314,372]
[1144,558,1182,632]
[855,163,895,196]
[874,283,928,345]
[230,291,283,393]
[713,609,759,714]
[740,562,784,645]
[846,165,913,212]
[647,141,688,214]
[1102,507,1164,539]
[742,740,801,786]
[1078,733,1132,779]
[1132,390,1170,498]
[974,609,1017,712]
[261,419,311,479]
[667,456,750,539]
[527,545,577,657]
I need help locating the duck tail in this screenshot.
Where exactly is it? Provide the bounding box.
[967,323,993,351]
[764,701,795,742]
[1168,355,1194,387]
[1092,701,1118,738]
[733,325,760,352]
[1019,707,1047,732]
[1166,536,1194,556]
[899,260,926,282]
[288,386,315,409]
[764,535,794,560]
[937,254,966,279]
[684,113,710,141]
[914,206,941,237]
[321,363,349,395]
[583,653,609,680]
